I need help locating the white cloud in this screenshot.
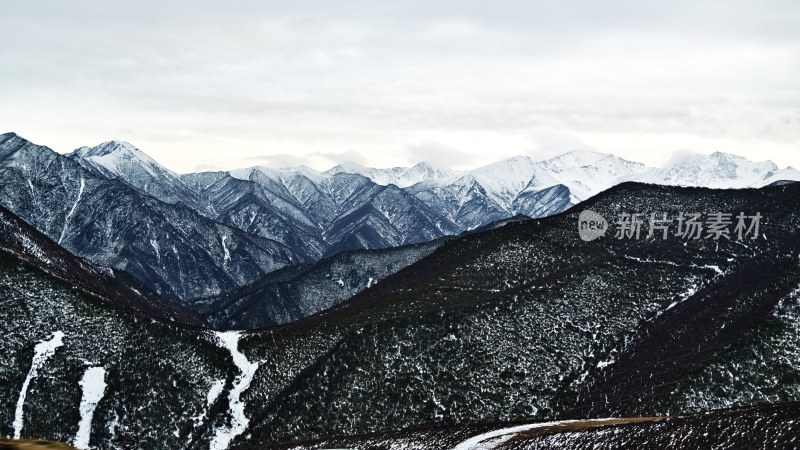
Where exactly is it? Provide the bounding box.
[406,141,481,169]
[1,1,798,172]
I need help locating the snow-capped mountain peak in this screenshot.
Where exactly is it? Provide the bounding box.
[69,140,211,213]
[539,149,622,167]
[533,151,647,202]
[468,155,540,209]
[325,161,461,188]
[627,151,781,189]
[323,161,372,176]
[388,162,461,188]
[759,166,800,186]
[72,140,170,179]
[76,140,137,156]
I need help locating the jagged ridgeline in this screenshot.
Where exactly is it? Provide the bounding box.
[4,131,796,313]
[1,182,799,449]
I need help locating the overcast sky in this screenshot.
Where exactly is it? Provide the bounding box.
[1,1,798,173]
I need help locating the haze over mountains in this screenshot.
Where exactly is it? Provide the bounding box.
[1,131,798,306]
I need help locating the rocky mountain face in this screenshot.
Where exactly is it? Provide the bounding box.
[212,167,461,258]
[2,182,799,449]
[0,133,305,301]
[69,141,211,215]
[3,131,797,306]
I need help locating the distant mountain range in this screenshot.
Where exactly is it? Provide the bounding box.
[2,131,798,303]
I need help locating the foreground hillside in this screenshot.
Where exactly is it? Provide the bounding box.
[0,252,238,448]
[1,182,798,449]
[231,182,800,446]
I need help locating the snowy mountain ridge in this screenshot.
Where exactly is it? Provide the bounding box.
[2,130,799,302]
[326,149,796,204]
[622,151,796,189]
[60,137,798,214]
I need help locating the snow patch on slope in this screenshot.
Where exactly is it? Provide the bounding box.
[452,418,617,450]
[59,177,85,245]
[453,420,579,450]
[207,379,226,406]
[13,331,65,439]
[73,367,107,449]
[210,331,259,450]
[221,236,231,263]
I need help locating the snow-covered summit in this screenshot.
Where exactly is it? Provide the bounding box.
[71,140,171,179]
[626,151,781,189]
[69,140,209,212]
[323,161,461,188]
[75,140,139,157]
[467,156,545,209]
[392,162,461,188]
[760,167,800,186]
[533,151,647,202]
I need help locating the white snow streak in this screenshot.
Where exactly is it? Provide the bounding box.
[699,264,723,275]
[452,419,614,450]
[13,331,65,439]
[59,178,85,244]
[221,236,231,263]
[210,331,259,450]
[73,367,107,450]
[597,357,615,369]
[207,379,226,406]
[150,238,161,260]
[665,286,699,312]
